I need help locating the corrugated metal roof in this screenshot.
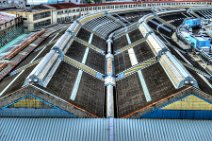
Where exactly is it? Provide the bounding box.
[115,119,212,141]
[0,12,16,25]
[0,118,211,141]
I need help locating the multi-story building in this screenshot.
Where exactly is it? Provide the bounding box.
[2,1,212,31]
[26,0,80,5]
[6,5,52,31]
[0,12,22,31]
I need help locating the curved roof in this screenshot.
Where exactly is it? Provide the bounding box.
[0,8,211,118]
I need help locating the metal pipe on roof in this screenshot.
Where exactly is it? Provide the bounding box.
[25,13,105,87]
[53,32,72,52]
[38,54,60,81]
[139,23,167,57]
[138,10,198,89]
[106,85,115,117]
[160,51,198,88]
[105,36,115,118]
[53,21,80,54]
[67,21,80,33]
[25,50,59,86]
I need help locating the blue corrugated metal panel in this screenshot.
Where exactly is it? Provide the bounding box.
[115,119,212,141]
[0,108,76,117]
[0,118,109,141]
[0,118,211,141]
[141,109,212,119]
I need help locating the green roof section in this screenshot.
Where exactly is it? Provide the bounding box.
[0,34,27,53]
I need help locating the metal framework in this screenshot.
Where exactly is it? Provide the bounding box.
[83,16,123,39]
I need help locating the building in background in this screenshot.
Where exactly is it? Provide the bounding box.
[0,0,212,31]
[0,12,23,47]
[1,1,212,31]
[0,0,26,8]
[5,5,53,31]
[26,0,80,5]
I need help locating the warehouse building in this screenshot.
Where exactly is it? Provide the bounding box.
[0,6,211,119]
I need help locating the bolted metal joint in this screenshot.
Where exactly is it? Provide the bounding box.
[25,75,43,86]
[107,39,113,44]
[52,47,64,60]
[105,76,116,86]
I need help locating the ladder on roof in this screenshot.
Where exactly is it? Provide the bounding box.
[10,58,42,76]
[63,55,105,81]
[181,61,212,80]
[155,17,177,30]
[116,57,158,81]
[115,38,146,55]
[74,37,105,55]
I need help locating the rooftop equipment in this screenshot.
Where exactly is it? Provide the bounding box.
[183,18,201,28]
[188,36,211,50]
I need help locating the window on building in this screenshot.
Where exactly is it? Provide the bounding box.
[34,19,51,29]
[33,11,51,21]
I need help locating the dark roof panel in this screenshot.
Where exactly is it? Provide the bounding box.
[46,61,79,100]
[76,28,91,42]
[113,35,128,51]
[117,73,145,117]
[74,72,105,117]
[91,35,107,51]
[0,65,36,96]
[115,51,131,74]
[142,63,177,101]
[65,41,86,62]
[128,29,144,43]
[86,49,105,74]
[134,42,155,63]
